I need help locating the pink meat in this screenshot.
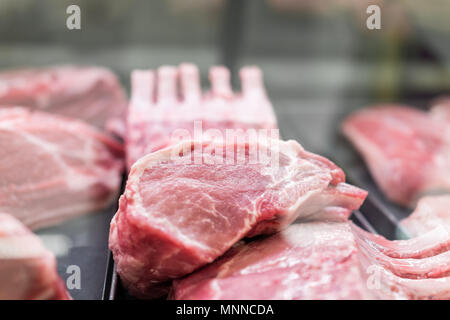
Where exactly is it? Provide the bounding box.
[0,213,70,300]
[171,222,374,300]
[400,195,450,237]
[351,224,450,280]
[0,65,127,136]
[342,105,450,207]
[109,138,367,298]
[351,220,450,259]
[353,224,450,300]
[0,107,124,229]
[171,221,450,300]
[126,64,278,169]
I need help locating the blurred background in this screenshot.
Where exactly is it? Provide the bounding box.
[1,0,449,299]
[1,0,449,153]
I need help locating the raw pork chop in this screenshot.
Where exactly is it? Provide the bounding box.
[171,222,374,300]
[0,213,70,300]
[171,222,450,300]
[342,105,450,207]
[0,107,124,229]
[109,138,367,298]
[126,64,277,168]
[400,195,450,237]
[0,65,127,136]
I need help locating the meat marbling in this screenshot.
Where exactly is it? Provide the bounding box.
[0,107,124,229]
[109,138,367,298]
[0,213,70,300]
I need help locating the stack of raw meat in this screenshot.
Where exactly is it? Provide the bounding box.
[0,66,126,230]
[110,138,368,298]
[111,64,370,298]
[1,61,449,300]
[0,65,127,299]
[337,100,450,299]
[109,64,450,300]
[172,221,450,300]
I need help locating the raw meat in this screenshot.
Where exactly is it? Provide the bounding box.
[171,221,450,300]
[171,222,374,300]
[342,105,450,207]
[0,107,124,229]
[0,65,127,136]
[400,195,450,237]
[0,213,70,300]
[109,138,367,298]
[126,64,277,168]
[352,219,450,259]
[353,224,450,300]
[352,224,450,277]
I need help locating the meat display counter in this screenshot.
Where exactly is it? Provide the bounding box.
[0,0,448,300]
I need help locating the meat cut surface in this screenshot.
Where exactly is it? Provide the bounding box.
[126,64,277,169]
[0,107,124,229]
[0,213,70,300]
[342,105,450,207]
[109,138,367,298]
[0,65,127,136]
[400,195,450,237]
[171,221,450,300]
[171,222,373,300]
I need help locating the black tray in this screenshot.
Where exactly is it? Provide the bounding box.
[36,205,116,300]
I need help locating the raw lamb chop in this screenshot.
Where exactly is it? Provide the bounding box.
[0,213,70,300]
[109,138,367,298]
[126,64,277,168]
[400,195,450,237]
[171,221,450,300]
[0,65,127,136]
[0,107,124,229]
[342,105,450,207]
